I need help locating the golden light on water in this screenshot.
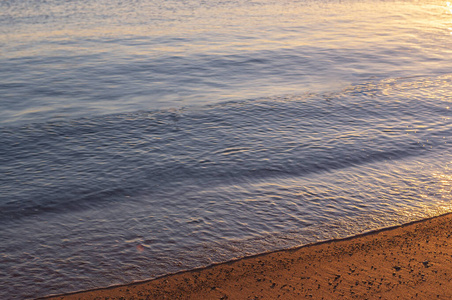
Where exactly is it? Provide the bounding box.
[447,2,452,34]
[434,172,452,198]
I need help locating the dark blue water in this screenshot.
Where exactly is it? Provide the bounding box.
[1,0,452,299]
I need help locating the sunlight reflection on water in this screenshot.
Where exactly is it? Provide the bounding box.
[1,0,452,125]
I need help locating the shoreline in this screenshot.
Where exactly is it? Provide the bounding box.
[43,213,452,299]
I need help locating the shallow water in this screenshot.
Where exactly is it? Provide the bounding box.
[0,0,451,299]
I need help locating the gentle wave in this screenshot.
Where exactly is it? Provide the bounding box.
[1,74,450,223]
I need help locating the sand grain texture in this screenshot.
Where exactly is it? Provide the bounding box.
[45,213,452,299]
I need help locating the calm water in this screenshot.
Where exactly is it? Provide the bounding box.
[1,0,452,298]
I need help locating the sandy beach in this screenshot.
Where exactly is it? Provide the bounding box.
[44,213,452,299]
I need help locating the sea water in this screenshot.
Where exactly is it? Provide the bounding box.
[0,0,451,298]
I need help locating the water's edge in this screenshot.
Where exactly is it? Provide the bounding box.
[38,211,452,299]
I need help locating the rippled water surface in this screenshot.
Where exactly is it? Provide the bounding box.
[1,0,452,299]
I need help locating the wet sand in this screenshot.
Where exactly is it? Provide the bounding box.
[44,213,452,299]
